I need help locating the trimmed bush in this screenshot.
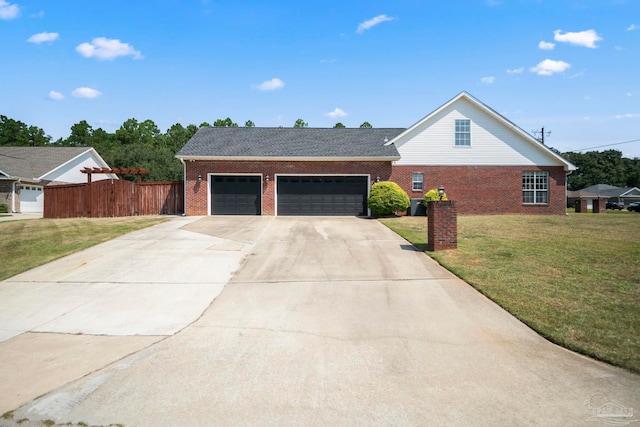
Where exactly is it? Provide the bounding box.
[368,181,410,216]
[423,188,448,203]
[0,204,8,214]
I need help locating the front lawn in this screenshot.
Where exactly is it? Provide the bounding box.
[379,212,640,373]
[0,216,167,281]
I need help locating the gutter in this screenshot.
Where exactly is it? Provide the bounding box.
[11,178,20,213]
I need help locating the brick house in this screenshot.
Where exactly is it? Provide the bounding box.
[176,92,575,216]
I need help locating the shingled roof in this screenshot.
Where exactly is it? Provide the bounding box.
[0,147,94,180]
[176,127,404,160]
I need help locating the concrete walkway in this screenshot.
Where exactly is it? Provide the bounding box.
[2,217,640,426]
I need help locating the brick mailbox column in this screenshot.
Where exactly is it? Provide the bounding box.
[427,200,457,251]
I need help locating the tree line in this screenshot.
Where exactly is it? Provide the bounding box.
[0,114,637,188]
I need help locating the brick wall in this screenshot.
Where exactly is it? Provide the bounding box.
[0,182,17,212]
[185,161,568,216]
[390,165,567,215]
[185,160,393,216]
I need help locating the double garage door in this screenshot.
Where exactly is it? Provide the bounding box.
[210,175,368,216]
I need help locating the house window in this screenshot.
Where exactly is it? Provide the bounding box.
[412,173,424,191]
[522,171,549,204]
[455,119,471,146]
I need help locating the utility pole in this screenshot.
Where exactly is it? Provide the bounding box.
[532,127,551,145]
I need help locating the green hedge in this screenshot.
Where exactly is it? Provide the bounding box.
[0,204,8,214]
[368,181,410,216]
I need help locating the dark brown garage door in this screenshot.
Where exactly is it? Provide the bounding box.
[211,175,261,215]
[277,176,368,216]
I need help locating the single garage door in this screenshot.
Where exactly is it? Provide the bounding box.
[211,175,261,215]
[20,186,44,213]
[277,176,368,216]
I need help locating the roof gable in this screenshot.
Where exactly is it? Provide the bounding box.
[386,92,576,171]
[0,147,111,182]
[177,127,403,160]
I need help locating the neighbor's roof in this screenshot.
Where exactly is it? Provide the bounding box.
[0,146,95,180]
[580,184,640,197]
[176,127,404,160]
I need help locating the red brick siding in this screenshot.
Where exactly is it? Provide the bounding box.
[390,165,567,215]
[185,161,567,216]
[185,160,392,216]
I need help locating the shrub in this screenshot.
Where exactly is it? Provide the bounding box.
[423,188,448,203]
[0,203,8,214]
[368,181,410,216]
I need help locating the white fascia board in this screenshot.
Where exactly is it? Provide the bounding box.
[176,155,400,162]
[39,148,118,180]
[386,91,577,172]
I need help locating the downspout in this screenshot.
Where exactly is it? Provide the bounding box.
[11,179,20,213]
[179,158,186,216]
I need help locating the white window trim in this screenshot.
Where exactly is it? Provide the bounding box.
[454,119,471,147]
[412,173,424,191]
[522,171,549,204]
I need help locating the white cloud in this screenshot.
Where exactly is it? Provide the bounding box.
[253,78,285,91]
[627,92,632,97]
[506,67,524,74]
[0,0,19,19]
[614,45,623,51]
[627,24,639,31]
[538,41,555,50]
[326,108,347,119]
[76,37,142,60]
[553,29,602,48]
[530,59,571,76]
[72,87,102,99]
[48,91,64,100]
[357,14,395,34]
[27,32,59,44]
[615,113,640,119]
[481,76,495,85]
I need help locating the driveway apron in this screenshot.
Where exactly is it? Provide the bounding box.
[8,217,640,426]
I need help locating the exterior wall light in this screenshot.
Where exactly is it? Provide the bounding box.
[265,175,270,183]
[438,185,445,200]
[376,176,381,182]
[197,175,202,183]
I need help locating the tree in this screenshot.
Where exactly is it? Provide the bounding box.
[293,118,308,128]
[67,120,93,146]
[368,181,410,215]
[333,122,345,128]
[213,117,238,127]
[245,120,255,127]
[562,150,629,190]
[359,121,372,128]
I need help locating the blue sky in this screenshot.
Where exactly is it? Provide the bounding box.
[1,0,638,157]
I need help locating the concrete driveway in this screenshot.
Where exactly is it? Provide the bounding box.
[3,217,640,426]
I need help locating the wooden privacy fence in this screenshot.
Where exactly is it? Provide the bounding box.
[44,179,184,218]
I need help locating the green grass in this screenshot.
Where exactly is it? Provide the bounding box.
[379,211,640,373]
[0,216,167,281]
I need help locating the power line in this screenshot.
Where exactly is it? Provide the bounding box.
[574,138,640,152]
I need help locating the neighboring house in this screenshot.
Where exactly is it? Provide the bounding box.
[176,92,576,216]
[0,147,116,213]
[566,189,601,210]
[575,184,640,208]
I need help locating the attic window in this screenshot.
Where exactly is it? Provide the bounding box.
[455,119,471,146]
